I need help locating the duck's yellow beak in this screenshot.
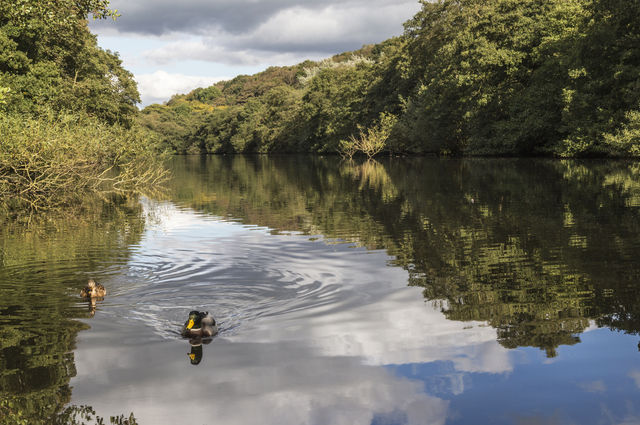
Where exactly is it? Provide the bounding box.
[188,353,196,361]
[187,319,195,329]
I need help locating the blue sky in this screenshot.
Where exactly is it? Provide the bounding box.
[90,0,421,106]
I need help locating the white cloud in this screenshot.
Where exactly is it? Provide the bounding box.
[92,0,419,38]
[141,2,419,66]
[135,70,226,105]
[142,38,319,67]
[238,3,416,50]
[631,370,640,388]
[577,380,607,393]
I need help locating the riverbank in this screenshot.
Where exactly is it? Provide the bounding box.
[0,111,167,213]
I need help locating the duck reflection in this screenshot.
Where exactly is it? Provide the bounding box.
[187,338,213,365]
[182,311,218,365]
[86,297,102,317]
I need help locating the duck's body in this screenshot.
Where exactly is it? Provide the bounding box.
[182,311,218,338]
[80,279,106,298]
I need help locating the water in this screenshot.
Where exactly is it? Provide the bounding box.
[1,156,640,425]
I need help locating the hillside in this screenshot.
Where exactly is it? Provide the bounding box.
[140,0,640,157]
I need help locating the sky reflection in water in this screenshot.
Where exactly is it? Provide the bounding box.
[3,157,640,425]
[69,199,640,425]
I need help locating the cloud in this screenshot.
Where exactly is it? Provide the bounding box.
[227,3,417,53]
[90,1,422,103]
[142,39,318,67]
[631,370,640,388]
[93,0,418,37]
[577,380,607,393]
[135,71,226,105]
[93,1,420,63]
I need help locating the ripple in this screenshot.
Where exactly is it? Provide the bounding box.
[89,221,369,340]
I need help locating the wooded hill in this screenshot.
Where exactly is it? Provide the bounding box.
[140,0,640,157]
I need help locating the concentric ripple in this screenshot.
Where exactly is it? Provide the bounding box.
[86,202,384,339]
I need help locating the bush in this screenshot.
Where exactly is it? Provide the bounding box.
[603,110,640,157]
[341,112,398,159]
[0,110,167,212]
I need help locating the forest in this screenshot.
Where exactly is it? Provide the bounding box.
[140,0,640,157]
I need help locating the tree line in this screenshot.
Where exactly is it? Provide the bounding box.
[141,0,640,157]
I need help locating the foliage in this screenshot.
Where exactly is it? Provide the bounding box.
[298,55,374,86]
[52,405,138,425]
[143,0,640,157]
[356,113,398,158]
[0,86,9,106]
[602,110,640,156]
[338,137,359,160]
[0,0,139,126]
[0,0,166,213]
[140,46,391,154]
[138,101,210,154]
[0,111,167,212]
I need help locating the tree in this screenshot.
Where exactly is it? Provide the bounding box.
[0,0,139,125]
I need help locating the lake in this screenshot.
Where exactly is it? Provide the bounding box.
[1,156,640,425]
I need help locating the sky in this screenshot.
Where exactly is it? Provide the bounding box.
[90,0,422,106]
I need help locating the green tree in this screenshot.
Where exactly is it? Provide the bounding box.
[0,0,139,125]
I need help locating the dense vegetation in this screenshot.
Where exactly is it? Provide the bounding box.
[0,0,165,212]
[141,0,640,157]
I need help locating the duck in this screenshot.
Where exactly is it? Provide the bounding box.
[181,310,218,338]
[80,279,106,298]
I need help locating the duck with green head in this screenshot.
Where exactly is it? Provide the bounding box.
[181,311,218,338]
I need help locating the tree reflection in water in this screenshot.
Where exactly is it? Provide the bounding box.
[168,156,640,357]
[0,195,146,425]
[2,156,639,422]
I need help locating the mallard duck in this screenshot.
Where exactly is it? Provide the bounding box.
[181,311,218,338]
[80,279,106,298]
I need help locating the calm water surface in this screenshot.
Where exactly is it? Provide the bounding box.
[1,156,640,425]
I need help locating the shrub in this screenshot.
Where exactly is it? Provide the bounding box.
[343,112,398,159]
[0,110,167,212]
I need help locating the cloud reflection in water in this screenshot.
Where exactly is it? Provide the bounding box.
[70,201,510,425]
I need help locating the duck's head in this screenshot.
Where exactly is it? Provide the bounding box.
[188,343,203,365]
[185,310,203,330]
[87,279,97,289]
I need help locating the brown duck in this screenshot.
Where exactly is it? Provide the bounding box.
[80,279,106,298]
